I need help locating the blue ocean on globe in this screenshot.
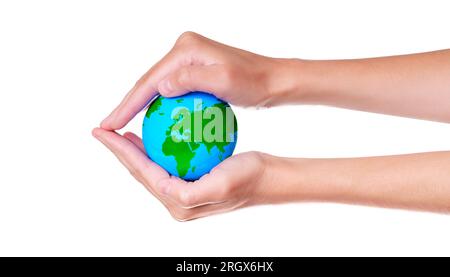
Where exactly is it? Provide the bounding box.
[142,91,238,180]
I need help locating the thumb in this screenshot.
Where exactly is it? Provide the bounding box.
[157,64,230,98]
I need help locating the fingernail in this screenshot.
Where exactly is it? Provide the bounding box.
[91,128,100,138]
[92,129,107,146]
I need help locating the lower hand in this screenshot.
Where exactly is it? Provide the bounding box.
[92,128,269,221]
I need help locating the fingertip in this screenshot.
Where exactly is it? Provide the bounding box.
[100,112,114,129]
[123,131,134,138]
[91,127,102,138]
[100,119,117,131]
[106,122,127,132]
[99,122,110,130]
[92,128,115,147]
[100,111,127,131]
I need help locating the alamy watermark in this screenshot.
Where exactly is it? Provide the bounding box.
[170,98,235,143]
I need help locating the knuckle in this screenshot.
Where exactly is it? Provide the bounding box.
[170,209,193,222]
[176,31,201,46]
[220,65,236,87]
[219,176,233,197]
[134,75,146,88]
[178,190,196,208]
[209,166,223,176]
[250,151,266,169]
[248,151,263,162]
[209,169,233,199]
[169,210,186,222]
[128,167,143,179]
[176,67,192,87]
[224,181,234,196]
[139,165,154,184]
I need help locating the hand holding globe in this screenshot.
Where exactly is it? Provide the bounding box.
[94,32,276,220]
[94,32,450,220]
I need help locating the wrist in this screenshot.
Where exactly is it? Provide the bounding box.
[255,154,353,204]
[264,58,302,106]
[265,58,323,106]
[251,153,312,204]
[266,58,358,107]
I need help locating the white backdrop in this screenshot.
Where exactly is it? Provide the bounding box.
[1,0,450,256]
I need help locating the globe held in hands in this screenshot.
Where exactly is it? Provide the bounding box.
[142,91,238,181]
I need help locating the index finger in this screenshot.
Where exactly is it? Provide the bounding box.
[100,46,183,131]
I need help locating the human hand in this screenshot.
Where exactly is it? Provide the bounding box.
[95,32,293,220]
[93,126,450,218]
[96,33,450,218]
[92,128,270,221]
[100,31,297,131]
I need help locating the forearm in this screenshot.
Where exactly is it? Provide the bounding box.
[259,152,450,213]
[270,50,450,122]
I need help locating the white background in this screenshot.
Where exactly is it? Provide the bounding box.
[1,0,450,256]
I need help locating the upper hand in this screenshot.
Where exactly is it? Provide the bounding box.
[100,31,289,131]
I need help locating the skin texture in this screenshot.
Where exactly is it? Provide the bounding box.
[94,32,450,220]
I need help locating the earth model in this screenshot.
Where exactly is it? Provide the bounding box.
[142,91,238,180]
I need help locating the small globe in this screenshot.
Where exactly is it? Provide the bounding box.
[142,91,238,180]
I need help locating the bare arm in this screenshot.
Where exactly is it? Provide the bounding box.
[93,127,450,219]
[101,33,450,129]
[274,50,450,122]
[96,33,450,220]
[259,151,450,213]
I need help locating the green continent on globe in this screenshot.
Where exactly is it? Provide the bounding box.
[145,96,163,119]
[202,102,237,153]
[159,101,237,178]
[162,136,200,178]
